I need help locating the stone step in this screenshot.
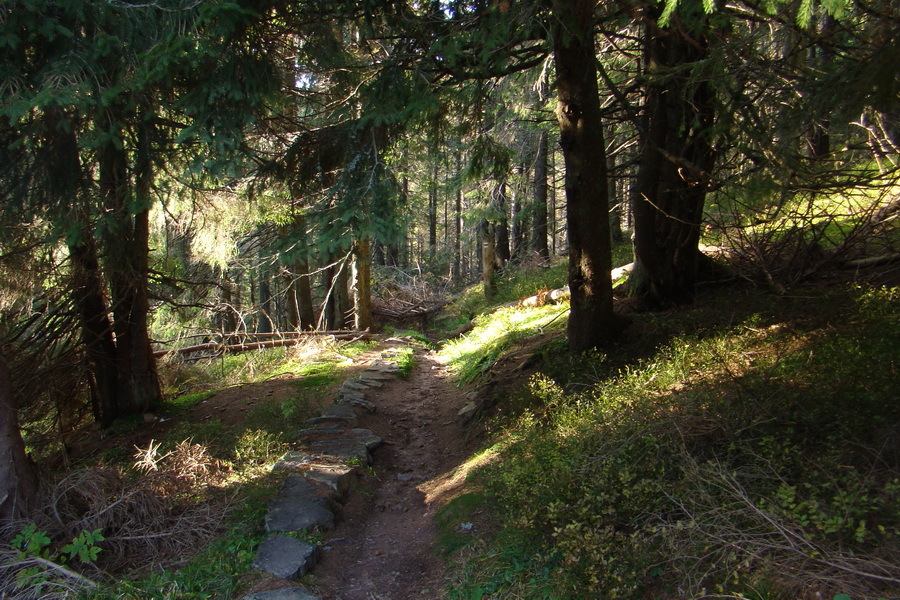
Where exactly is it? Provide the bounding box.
[272,451,313,472]
[265,475,334,533]
[303,463,356,497]
[252,534,319,579]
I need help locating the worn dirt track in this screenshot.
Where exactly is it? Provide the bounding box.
[311,347,472,600]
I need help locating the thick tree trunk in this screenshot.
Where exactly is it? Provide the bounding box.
[630,12,716,306]
[0,348,38,525]
[69,231,119,426]
[98,138,160,416]
[353,238,374,330]
[552,0,618,352]
[531,130,550,258]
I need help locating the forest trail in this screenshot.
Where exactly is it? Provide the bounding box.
[310,344,472,600]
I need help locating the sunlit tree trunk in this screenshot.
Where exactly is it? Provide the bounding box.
[353,238,374,330]
[552,0,619,351]
[481,219,496,301]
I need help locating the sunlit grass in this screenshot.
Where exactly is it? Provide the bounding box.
[439,305,569,384]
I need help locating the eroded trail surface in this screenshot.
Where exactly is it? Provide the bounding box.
[313,347,471,600]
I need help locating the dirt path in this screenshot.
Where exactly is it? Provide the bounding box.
[311,347,472,600]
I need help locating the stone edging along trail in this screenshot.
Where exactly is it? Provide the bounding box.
[240,349,405,600]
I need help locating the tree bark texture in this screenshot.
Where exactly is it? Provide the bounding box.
[481,219,496,301]
[552,0,618,352]
[98,137,161,416]
[0,348,38,525]
[353,238,374,331]
[494,183,511,267]
[70,230,119,427]
[531,130,550,258]
[630,11,716,306]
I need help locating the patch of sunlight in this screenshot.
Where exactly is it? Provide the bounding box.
[438,305,568,383]
[422,438,513,506]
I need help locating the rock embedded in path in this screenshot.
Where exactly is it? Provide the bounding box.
[359,370,390,381]
[340,378,370,392]
[242,587,322,600]
[265,475,334,533]
[305,404,358,427]
[303,463,355,496]
[337,389,376,412]
[309,440,371,465]
[272,451,314,472]
[252,534,319,579]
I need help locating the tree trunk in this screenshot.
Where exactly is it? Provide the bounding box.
[322,264,338,331]
[531,130,550,258]
[98,136,161,416]
[428,172,438,260]
[480,219,496,301]
[453,153,463,281]
[69,230,119,426]
[552,0,619,352]
[257,251,273,334]
[630,11,716,306]
[494,183,511,267]
[353,238,374,330]
[336,259,354,329]
[0,348,38,525]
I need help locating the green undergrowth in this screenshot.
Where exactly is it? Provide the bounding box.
[440,283,900,599]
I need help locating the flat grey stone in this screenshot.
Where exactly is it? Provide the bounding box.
[252,535,319,579]
[272,451,314,472]
[359,370,391,381]
[353,377,382,388]
[304,463,355,496]
[296,425,343,439]
[457,402,477,418]
[242,587,321,600]
[265,475,334,533]
[370,361,400,373]
[311,440,371,464]
[305,414,357,427]
[338,392,376,412]
[265,496,334,533]
[341,378,369,391]
[338,388,365,401]
[322,404,356,419]
[349,428,382,451]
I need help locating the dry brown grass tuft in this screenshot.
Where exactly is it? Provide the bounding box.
[0,439,234,598]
